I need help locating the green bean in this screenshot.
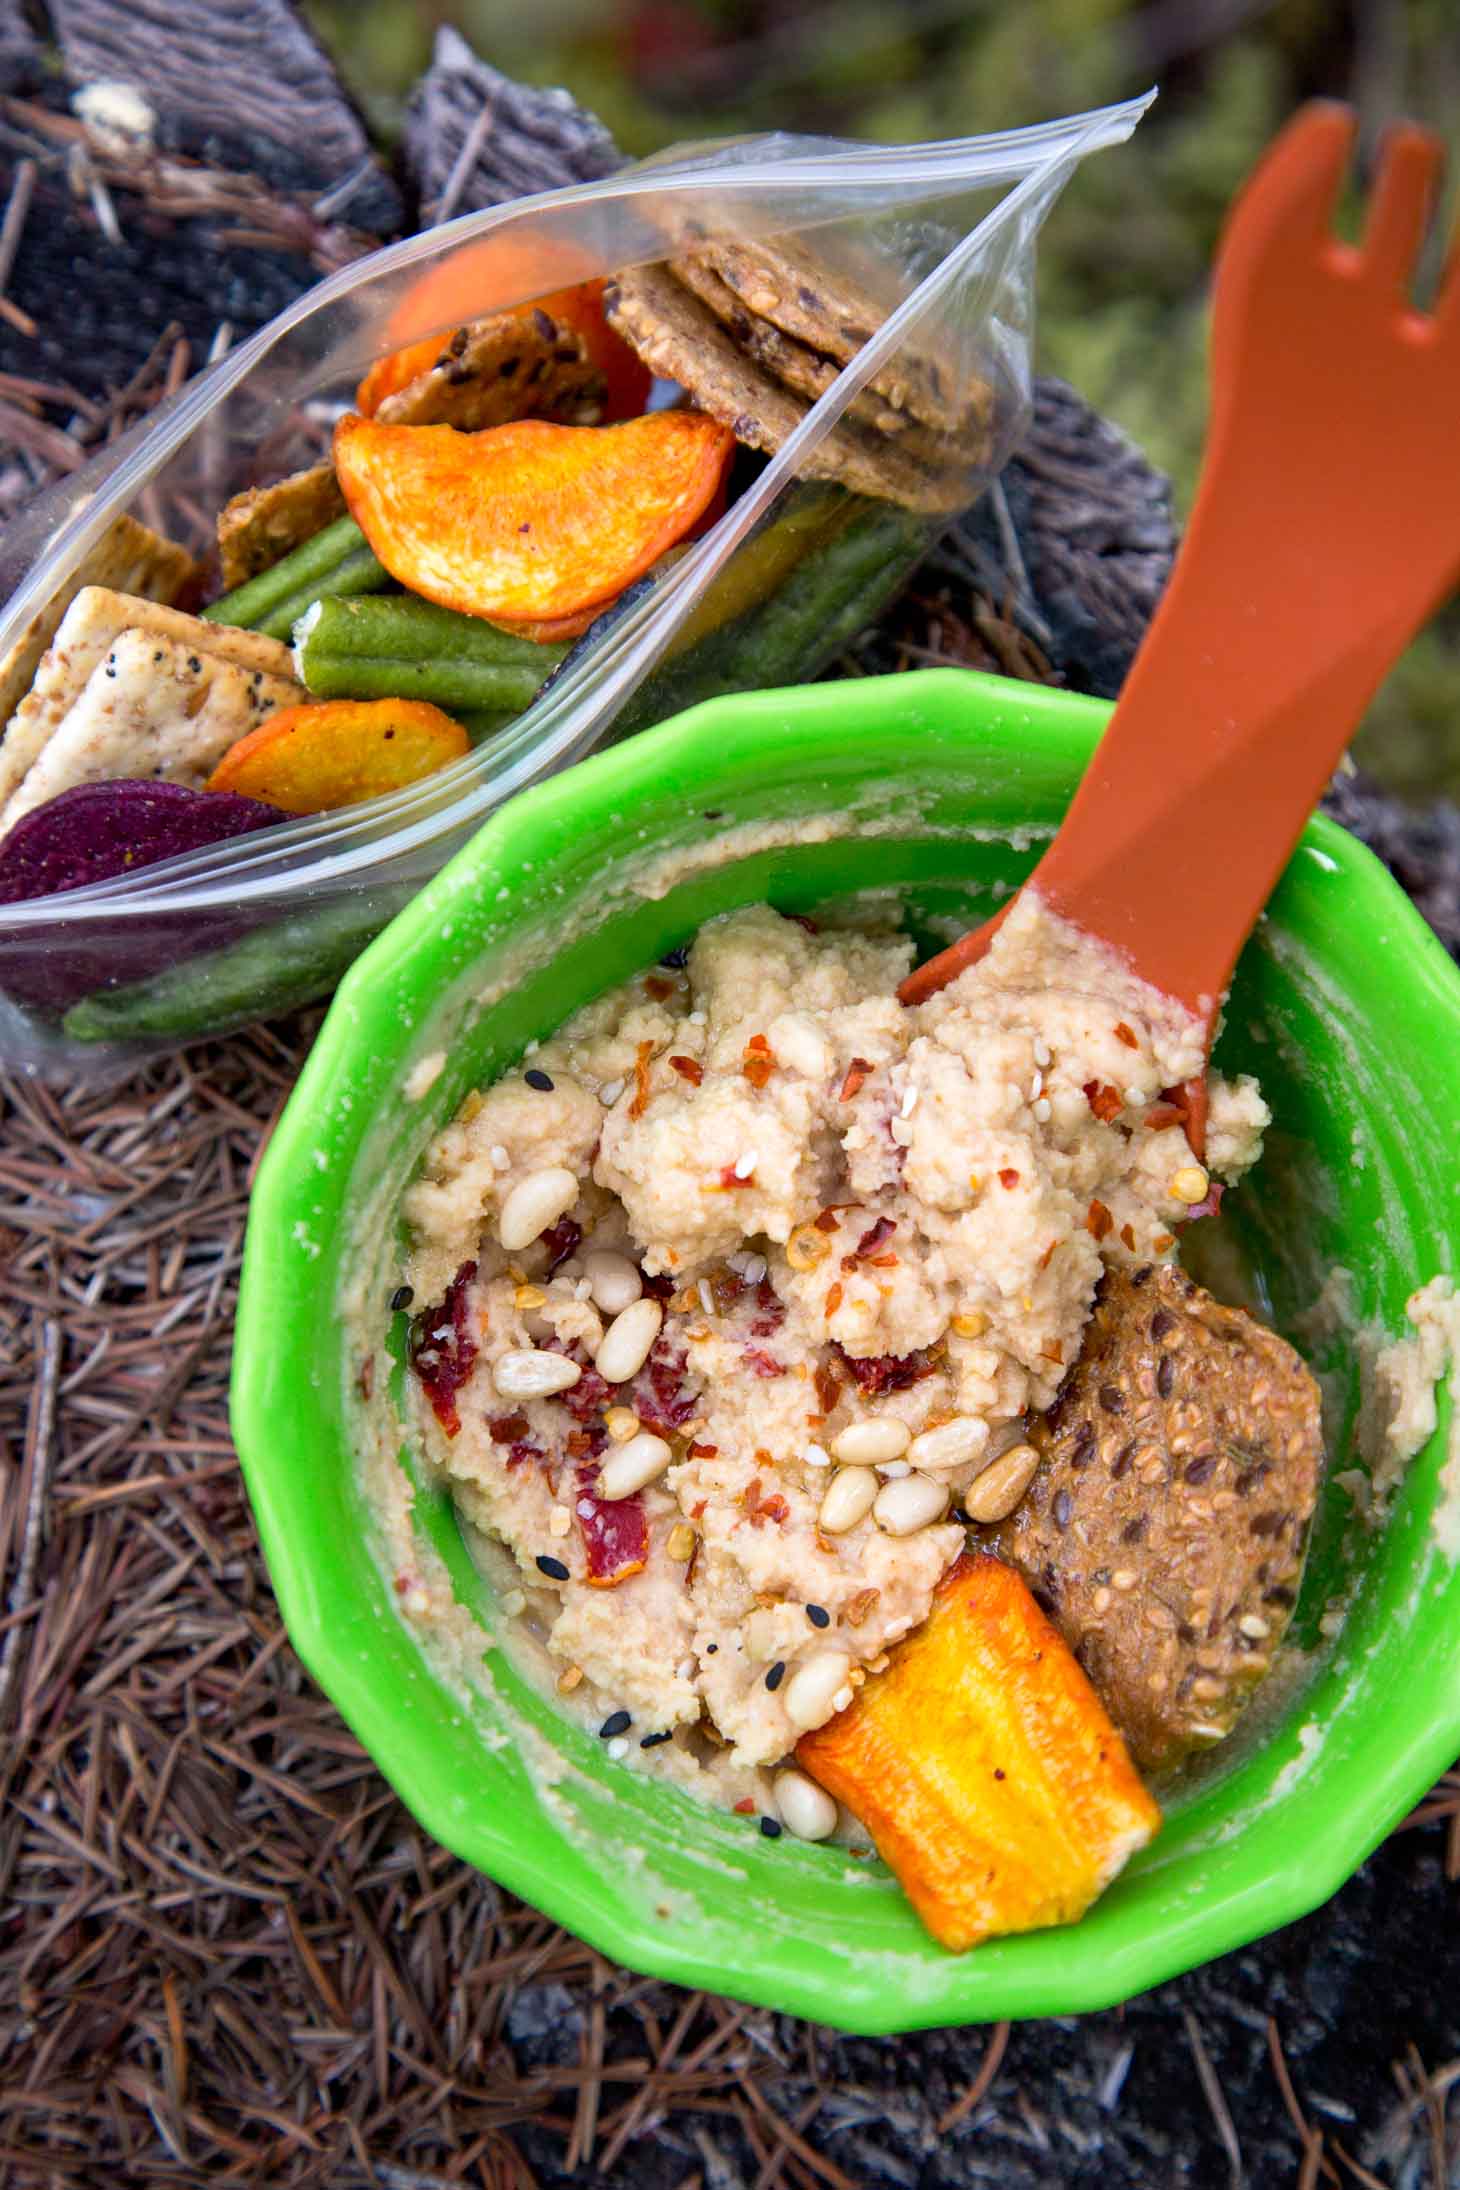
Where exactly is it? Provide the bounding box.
[202,517,389,634]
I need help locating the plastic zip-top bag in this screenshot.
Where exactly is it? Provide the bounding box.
[0,92,1152,1079]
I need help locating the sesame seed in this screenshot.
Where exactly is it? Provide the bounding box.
[675,1655,696,1679]
[599,1710,632,1738]
[806,1604,830,1628]
[606,1736,629,1759]
[1029,1071,1044,1100]
[760,1816,783,1838]
[1032,1098,1052,1122]
[525,1068,554,1091]
[698,1279,716,1316]
[536,1555,570,1580]
[490,1144,510,1170]
[501,1590,526,1616]
[1033,1038,1051,1068]
[389,1285,413,1312]
[1125,1085,1148,1108]
[765,1661,786,1691]
[733,1151,757,1179]
[899,1084,919,1119]
[640,1729,673,1748]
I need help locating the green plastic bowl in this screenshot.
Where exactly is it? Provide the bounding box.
[234,669,1460,2032]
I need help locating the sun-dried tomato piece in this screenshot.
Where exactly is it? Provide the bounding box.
[575,1462,648,1587]
[744,1348,784,1380]
[540,1216,582,1276]
[839,1058,872,1102]
[1086,1200,1114,1242]
[833,1343,937,1396]
[669,1054,703,1085]
[409,1260,478,1436]
[631,1329,701,1433]
[749,1275,786,1336]
[855,1215,896,1258]
[813,1361,841,1413]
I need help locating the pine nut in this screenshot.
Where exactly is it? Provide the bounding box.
[594,1297,663,1382]
[960,1441,1040,1522]
[906,1416,988,1471]
[772,1767,838,1842]
[817,1466,878,1535]
[499,1166,578,1251]
[783,1651,854,1732]
[492,1347,583,1399]
[831,1418,911,1465]
[873,1472,949,1535]
[583,1249,643,1315]
[596,1432,673,1499]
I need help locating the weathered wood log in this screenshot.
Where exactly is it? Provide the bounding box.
[403,25,621,222]
[45,0,400,230]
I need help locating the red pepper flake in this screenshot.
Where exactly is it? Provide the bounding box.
[998,1168,1021,1190]
[744,1347,784,1379]
[689,1440,718,1458]
[1144,1102,1183,1130]
[742,1051,775,1089]
[644,974,674,1000]
[786,912,819,934]
[733,1796,757,1814]
[840,1254,858,1274]
[629,1039,656,1119]
[1037,1240,1057,1271]
[743,1477,789,1527]
[839,1058,872,1102]
[1114,1021,1139,1049]
[814,1361,841,1413]
[1120,1223,1137,1251]
[1041,1344,1064,1364]
[813,1208,841,1234]
[691,1499,707,1519]
[1086,1199,1113,1242]
[358,1355,375,1400]
[488,1412,531,1442]
[718,1164,754,1190]
[669,1054,703,1085]
[825,1283,844,1316]
[1083,1080,1124,1123]
[868,1253,899,1269]
[746,1033,771,1054]
[408,1260,478,1437]
[855,1214,896,1258]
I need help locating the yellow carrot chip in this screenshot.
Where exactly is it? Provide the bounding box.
[205,697,468,813]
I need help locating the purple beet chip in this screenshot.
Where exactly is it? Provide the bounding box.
[0,779,284,1012]
[0,778,282,904]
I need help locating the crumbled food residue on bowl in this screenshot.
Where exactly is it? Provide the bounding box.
[404,1049,447,1101]
[1374,1276,1460,1554]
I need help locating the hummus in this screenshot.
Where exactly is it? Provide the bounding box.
[399,897,1269,1810]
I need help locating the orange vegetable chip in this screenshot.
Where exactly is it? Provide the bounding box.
[797,1554,1161,1951]
[334,410,734,626]
[206,697,468,814]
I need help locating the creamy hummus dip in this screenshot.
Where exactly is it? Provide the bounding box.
[399,897,1268,1818]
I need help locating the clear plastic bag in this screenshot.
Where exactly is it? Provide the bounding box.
[0,92,1151,1079]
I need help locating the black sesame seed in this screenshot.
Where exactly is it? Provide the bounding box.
[659,943,691,969]
[525,1068,554,1091]
[639,1730,673,1748]
[599,1710,632,1739]
[1098,1384,1125,1414]
[765,1661,786,1692]
[1156,1355,1175,1400]
[993,1767,1006,1780]
[1150,1309,1176,1341]
[760,1816,783,1838]
[805,1604,830,1629]
[706,1642,718,1654]
[390,1285,414,1312]
[536,1554,570,1580]
[1053,1489,1073,1529]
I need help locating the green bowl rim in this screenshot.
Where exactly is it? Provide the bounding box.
[233,667,1460,2030]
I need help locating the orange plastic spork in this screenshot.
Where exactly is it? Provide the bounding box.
[900,103,1460,1126]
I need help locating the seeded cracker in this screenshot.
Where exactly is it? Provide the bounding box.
[0,630,303,831]
[0,513,199,732]
[0,588,296,823]
[217,464,348,590]
[980,1263,1323,1775]
[374,310,606,432]
[693,233,990,438]
[604,263,975,514]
